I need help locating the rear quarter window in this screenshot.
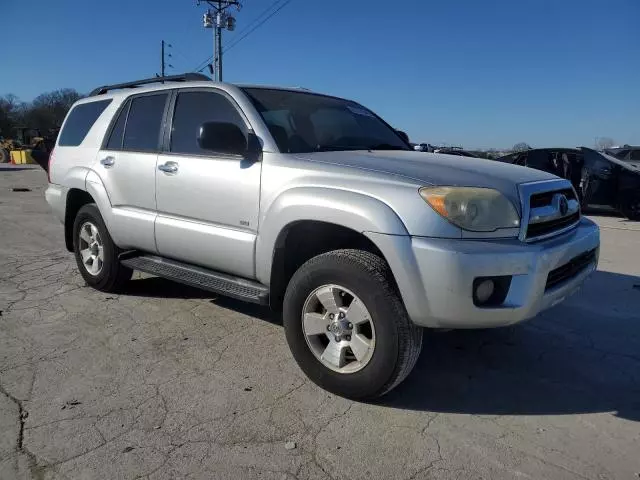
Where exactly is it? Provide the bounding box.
[58,100,112,146]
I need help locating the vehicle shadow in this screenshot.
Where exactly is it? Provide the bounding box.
[125,276,214,299]
[0,166,38,172]
[123,271,639,421]
[123,275,279,324]
[381,270,640,422]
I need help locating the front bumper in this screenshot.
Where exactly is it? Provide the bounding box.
[368,218,600,329]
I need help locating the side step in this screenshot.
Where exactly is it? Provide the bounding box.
[120,254,269,305]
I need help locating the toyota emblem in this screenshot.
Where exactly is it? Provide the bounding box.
[559,195,569,216]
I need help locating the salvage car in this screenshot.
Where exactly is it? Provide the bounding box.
[605,145,640,162]
[497,148,640,220]
[579,147,640,220]
[45,73,600,399]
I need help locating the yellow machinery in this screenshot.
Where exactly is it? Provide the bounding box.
[0,128,48,164]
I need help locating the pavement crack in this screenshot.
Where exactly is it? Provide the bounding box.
[0,382,45,479]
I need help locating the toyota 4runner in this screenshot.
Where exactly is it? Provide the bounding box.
[45,73,600,399]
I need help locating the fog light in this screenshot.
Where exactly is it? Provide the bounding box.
[473,276,512,307]
[475,279,495,304]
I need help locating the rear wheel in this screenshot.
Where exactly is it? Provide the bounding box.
[73,203,132,292]
[283,249,422,399]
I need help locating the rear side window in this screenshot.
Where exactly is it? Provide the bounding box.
[105,99,130,150]
[631,150,640,161]
[122,94,168,152]
[170,91,246,155]
[58,100,111,146]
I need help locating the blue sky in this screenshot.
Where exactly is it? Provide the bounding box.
[2,0,638,149]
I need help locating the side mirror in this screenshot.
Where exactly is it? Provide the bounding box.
[396,130,410,144]
[198,121,250,155]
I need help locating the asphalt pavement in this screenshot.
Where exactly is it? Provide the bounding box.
[1,166,639,479]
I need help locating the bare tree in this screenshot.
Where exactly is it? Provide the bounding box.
[595,137,616,151]
[512,142,531,152]
[0,94,24,138]
[24,89,82,132]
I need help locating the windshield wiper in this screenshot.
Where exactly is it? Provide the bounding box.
[315,145,369,152]
[368,143,408,151]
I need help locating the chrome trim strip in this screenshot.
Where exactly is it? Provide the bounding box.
[529,198,580,224]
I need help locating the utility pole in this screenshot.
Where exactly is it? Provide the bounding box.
[199,0,240,81]
[160,40,173,78]
[161,40,165,77]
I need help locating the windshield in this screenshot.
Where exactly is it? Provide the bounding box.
[242,88,410,154]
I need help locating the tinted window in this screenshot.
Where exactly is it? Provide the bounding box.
[526,150,549,169]
[242,88,408,154]
[630,150,640,161]
[58,100,111,146]
[123,94,168,152]
[170,91,246,155]
[105,100,130,150]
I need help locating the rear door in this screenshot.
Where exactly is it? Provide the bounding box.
[154,88,261,278]
[95,92,170,252]
[581,150,617,206]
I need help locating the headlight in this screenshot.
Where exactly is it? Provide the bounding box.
[419,186,520,232]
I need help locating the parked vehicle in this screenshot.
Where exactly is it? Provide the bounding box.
[497,147,640,220]
[433,147,479,158]
[45,74,600,399]
[580,147,640,220]
[605,145,640,162]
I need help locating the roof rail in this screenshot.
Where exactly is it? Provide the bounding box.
[89,73,211,96]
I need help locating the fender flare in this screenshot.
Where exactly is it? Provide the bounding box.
[84,169,120,243]
[255,186,409,285]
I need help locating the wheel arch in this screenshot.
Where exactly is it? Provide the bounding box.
[257,187,410,311]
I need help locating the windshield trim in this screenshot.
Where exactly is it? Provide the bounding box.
[240,87,411,153]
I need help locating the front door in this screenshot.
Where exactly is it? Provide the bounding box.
[155,88,261,279]
[94,92,169,252]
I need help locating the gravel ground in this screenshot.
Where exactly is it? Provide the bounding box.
[1,165,639,480]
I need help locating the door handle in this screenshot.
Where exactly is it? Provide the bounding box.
[100,156,115,168]
[158,161,178,174]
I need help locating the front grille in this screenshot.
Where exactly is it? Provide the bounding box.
[524,186,580,241]
[526,212,580,239]
[529,188,576,208]
[545,248,597,291]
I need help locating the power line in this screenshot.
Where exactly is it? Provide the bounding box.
[224,0,292,53]
[192,0,284,71]
[224,0,287,48]
[191,0,292,72]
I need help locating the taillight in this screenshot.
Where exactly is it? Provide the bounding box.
[47,148,54,183]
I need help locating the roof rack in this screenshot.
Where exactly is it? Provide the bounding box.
[89,73,211,96]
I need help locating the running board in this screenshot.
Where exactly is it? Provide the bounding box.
[120,254,269,305]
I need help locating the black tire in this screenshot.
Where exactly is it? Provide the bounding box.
[283,249,422,400]
[73,203,132,292]
[0,148,9,163]
[620,195,640,221]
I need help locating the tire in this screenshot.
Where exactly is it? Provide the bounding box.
[73,203,132,292]
[0,148,9,163]
[283,249,422,400]
[621,195,640,221]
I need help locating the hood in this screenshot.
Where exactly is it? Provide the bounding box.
[295,150,559,206]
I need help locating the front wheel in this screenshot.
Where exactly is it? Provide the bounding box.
[283,249,422,400]
[73,203,132,292]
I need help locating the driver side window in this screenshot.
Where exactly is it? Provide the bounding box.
[170,91,247,155]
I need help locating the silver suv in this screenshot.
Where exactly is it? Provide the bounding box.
[46,74,600,399]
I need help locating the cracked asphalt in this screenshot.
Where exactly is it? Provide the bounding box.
[1,166,639,480]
